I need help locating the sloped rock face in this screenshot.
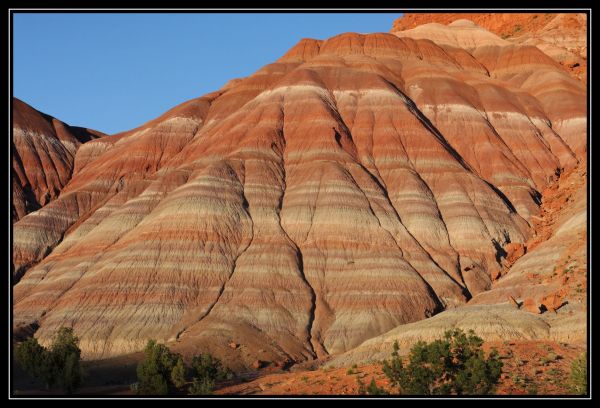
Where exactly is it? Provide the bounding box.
[13,22,586,366]
[472,158,587,314]
[11,98,104,223]
[329,304,555,367]
[392,17,586,160]
[329,159,587,368]
[392,13,587,84]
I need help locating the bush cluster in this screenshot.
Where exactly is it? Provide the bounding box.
[382,329,503,395]
[135,340,232,395]
[15,327,82,394]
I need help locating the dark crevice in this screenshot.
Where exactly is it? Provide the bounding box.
[384,78,525,218]
[382,78,476,174]
[177,163,254,338]
[295,247,318,358]
[327,86,466,308]
[345,167,447,313]
[483,179,519,214]
[277,114,321,359]
[530,189,543,206]
[492,238,508,264]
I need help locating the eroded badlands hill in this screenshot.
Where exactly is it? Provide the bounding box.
[12,98,104,223]
[331,157,587,368]
[13,17,586,370]
[392,13,588,83]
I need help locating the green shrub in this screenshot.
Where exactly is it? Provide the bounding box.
[14,327,82,394]
[135,341,233,395]
[49,327,82,394]
[382,329,503,395]
[190,353,231,382]
[171,356,187,389]
[136,340,179,395]
[188,377,215,395]
[357,377,388,395]
[569,352,587,394]
[15,337,47,383]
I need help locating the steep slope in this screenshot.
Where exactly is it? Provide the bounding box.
[12,98,105,223]
[472,158,587,318]
[392,18,586,159]
[13,25,586,368]
[392,13,587,83]
[330,158,587,368]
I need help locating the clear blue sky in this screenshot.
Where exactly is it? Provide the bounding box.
[13,13,401,134]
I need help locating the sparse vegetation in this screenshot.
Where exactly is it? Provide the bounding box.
[188,353,232,395]
[15,327,82,394]
[548,352,560,361]
[546,368,563,385]
[527,383,538,395]
[357,377,388,395]
[569,352,587,394]
[382,329,503,395]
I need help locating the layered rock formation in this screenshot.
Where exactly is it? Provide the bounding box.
[392,17,587,159]
[12,98,104,222]
[392,13,587,83]
[472,158,587,315]
[13,16,586,368]
[331,159,587,368]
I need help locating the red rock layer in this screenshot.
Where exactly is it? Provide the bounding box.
[13,28,586,366]
[12,98,104,223]
[391,13,587,84]
[391,17,586,160]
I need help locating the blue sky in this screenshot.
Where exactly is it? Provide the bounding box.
[13,13,401,134]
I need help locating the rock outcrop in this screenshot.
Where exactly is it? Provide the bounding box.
[12,98,104,223]
[12,17,586,368]
[472,158,587,312]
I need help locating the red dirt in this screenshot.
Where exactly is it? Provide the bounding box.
[216,340,585,396]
